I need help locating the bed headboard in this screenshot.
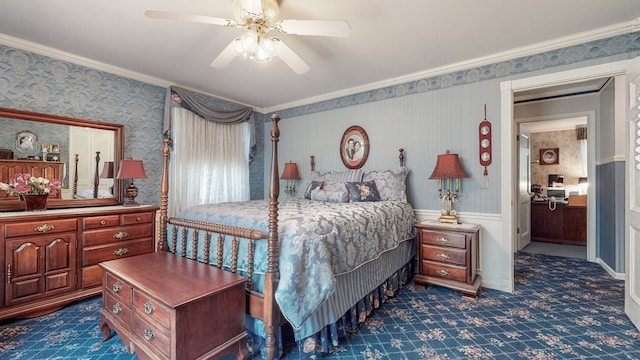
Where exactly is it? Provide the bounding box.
[72,151,102,199]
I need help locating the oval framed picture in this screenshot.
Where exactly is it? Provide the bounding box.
[340,125,369,169]
[15,130,38,154]
[540,148,559,165]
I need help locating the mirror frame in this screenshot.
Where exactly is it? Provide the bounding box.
[0,107,124,211]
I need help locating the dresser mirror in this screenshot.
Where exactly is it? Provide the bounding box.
[0,107,123,211]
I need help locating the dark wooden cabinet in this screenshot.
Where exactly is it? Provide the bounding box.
[414,221,481,300]
[531,202,586,245]
[99,252,248,360]
[0,160,64,199]
[0,205,157,320]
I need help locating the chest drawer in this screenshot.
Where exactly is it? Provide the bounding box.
[133,290,172,330]
[422,261,468,283]
[105,272,133,305]
[420,229,467,249]
[122,212,153,225]
[83,238,153,266]
[421,244,467,266]
[83,223,153,247]
[4,218,77,238]
[132,312,171,357]
[83,215,120,229]
[104,292,132,326]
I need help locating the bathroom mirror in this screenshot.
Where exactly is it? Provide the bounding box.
[0,107,123,211]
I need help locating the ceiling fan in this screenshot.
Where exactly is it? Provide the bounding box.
[145,0,351,74]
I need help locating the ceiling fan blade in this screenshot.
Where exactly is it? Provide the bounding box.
[277,19,351,37]
[274,39,310,74]
[145,10,237,27]
[210,39,240,69]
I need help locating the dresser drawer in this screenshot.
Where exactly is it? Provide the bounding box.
[422,260,468,283]
[83,224,153,247]
[104,292,132,327]
[83,238,153,266]
[105,272,133,305]
[421,244,467,266]
[4,218,77,238]
[133,312,171,357]
[133,290,172,330]
[121,212,154,225]
[420,229,466,249]
[83,215,120,230]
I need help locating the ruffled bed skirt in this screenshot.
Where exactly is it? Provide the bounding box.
[246,260,414,359]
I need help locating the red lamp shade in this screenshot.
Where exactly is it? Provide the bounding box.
[429,151,469,179]
[100,161,115,178]
[281,162,301,180]
[116,160,147,180]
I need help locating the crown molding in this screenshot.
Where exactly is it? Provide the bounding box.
[263,17,640,114]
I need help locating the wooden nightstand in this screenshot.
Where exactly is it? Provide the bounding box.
[413,221,481,300]
[99,252,248,359]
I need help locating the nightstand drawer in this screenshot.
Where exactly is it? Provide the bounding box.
[421,245,467,266]
[420,229,466,249]
[83,224,153,246]
[105,272,133,305]
[133,313,171,357]
[422,261,468,282]
[133,290,172,330]
[83,215,120,229]
[83,238,153,266]
[104,292,132,326]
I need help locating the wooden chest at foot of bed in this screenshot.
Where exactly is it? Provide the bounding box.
[413,221,482,300]
[99,252,248,360]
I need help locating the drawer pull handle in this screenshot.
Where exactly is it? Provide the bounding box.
[435,237,449,245]
[112,281,121,293]
[100,220,107,225]
[436,269,450,277]
[144,328,154,341]
[144,301,154,315]
[136,216,142,222]
[437,253,450,260]
[35,224,54,233]
[113,248,128,256]
[113,231,128,239]
[112,303,121,315]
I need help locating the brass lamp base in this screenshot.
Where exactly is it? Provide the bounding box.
[123,183,140,207]
[437,214,461,224]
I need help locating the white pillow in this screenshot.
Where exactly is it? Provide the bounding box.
[362,167,409,202]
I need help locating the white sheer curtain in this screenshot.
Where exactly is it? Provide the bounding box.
[168,107,251,216]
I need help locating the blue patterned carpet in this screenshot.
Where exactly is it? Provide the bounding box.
[1,252,639,359]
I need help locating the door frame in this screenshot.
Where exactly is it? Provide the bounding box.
[500,59,632,293]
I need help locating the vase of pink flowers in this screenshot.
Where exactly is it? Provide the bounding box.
[0,173,62,211]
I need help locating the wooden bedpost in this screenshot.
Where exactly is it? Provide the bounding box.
[94,151,100,199]
[310,155,315,171]
[73,154,79,198]
[265,114,281,360]
[399,148,405,167]
[158,138,171,252]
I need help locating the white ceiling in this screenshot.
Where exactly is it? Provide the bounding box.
[0,1,639,112]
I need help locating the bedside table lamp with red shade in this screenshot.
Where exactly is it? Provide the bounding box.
[117,160,147,206]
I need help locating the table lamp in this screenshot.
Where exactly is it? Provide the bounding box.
[116,160,147,206]
[429,150,470,224]
[100,161,115,196]
[281,161,300,197]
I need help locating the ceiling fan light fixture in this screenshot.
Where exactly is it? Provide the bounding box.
[234,32,279,62]
[232,0,279,25]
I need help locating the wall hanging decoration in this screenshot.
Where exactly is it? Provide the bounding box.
[340,125,369,169]
[478,105,492,176]
[15,130,37,155]
[540,148,560,165]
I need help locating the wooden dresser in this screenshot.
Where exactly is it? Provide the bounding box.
[414,221,481,300]
[0,205,157,320]
[531,201,586,245]
[0,159,64,199]
[99,252,248,360]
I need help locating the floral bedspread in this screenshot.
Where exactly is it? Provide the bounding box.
[170,197,416,330]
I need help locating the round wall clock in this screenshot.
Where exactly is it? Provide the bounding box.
[540,148,559,165]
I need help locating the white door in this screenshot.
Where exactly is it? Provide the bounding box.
[625,55,640,329]
[517,129,531,251]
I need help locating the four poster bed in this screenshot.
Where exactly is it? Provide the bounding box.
[157,114,417,359]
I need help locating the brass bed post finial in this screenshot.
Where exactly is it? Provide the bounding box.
[159,137,171,252]
[399,148,405,167]
[265,114,281,360]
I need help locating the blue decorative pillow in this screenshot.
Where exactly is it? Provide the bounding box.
[345,181,381,202]
[304,181,324,199]
[310,189,349,203]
